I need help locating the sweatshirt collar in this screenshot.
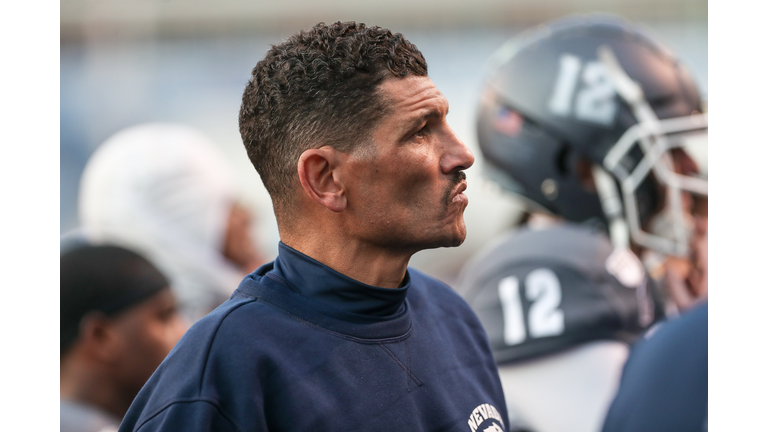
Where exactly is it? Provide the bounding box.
[270,242,410,317]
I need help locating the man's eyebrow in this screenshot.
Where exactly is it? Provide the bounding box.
[408,107,449,128]
[425,105,450,120]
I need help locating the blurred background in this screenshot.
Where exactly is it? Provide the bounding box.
[60,0,707,285]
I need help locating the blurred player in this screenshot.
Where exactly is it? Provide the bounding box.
[60,244,187,432]
[77,123,266,321]
[457,14,707,432]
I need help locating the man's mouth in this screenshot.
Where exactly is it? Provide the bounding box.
[452,181,469,205]
[444,171,468,207]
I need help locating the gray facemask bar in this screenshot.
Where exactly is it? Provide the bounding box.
[594,46,708,257]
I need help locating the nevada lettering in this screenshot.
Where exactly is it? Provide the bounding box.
[467,403,505,432]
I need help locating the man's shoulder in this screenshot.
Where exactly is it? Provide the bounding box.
[181,289,270,341]
[407,268,468,306]
[601,303,707,432]
[631,301,707,362]
[177,278,300,354]
[407,267,450,289]
[406,267,485,332]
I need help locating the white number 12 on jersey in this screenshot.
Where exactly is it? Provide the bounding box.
[498,268,565,346]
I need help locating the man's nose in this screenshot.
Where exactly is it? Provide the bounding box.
[440,127,475,174]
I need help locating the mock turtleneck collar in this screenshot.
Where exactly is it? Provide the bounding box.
[269,242,410,317]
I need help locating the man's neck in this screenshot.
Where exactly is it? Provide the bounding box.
[280,232,412,289]
[60,358,130,421]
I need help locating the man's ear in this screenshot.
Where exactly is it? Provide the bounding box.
[297,147,347,212]
[78,312,123,364]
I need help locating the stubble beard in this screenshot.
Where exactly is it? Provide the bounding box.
[439,170,468,247]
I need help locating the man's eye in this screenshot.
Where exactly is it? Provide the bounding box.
[157,307,178,322]
[414,126,428,138]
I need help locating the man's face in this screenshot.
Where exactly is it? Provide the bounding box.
[111,288,187,397]
[341,76,474,253]
[657,148,708,310]
[223,202,264,273]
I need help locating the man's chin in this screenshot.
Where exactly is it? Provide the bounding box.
[450,231,467,247]
[397,218,467,251]
[432,224,467,249]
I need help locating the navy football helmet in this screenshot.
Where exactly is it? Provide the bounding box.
[476,14,707,256]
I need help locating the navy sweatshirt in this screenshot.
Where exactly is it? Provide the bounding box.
[119,243,509,432]
[601,302,708,432]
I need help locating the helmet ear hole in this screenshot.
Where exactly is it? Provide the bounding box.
[555,146,570,176]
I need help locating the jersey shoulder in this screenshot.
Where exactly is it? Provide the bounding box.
[457,223,615,298]
[457,223,659,363]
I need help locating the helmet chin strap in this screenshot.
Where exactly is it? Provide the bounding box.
[592,165,629,250]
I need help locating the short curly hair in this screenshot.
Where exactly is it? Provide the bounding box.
[239,21,428,218]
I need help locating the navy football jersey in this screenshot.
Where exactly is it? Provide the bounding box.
[457,223,666,364]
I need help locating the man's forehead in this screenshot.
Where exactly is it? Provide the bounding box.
[378,76,449,116]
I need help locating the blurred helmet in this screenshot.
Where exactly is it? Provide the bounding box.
[476,14,707,256]
[79,123,245,321]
